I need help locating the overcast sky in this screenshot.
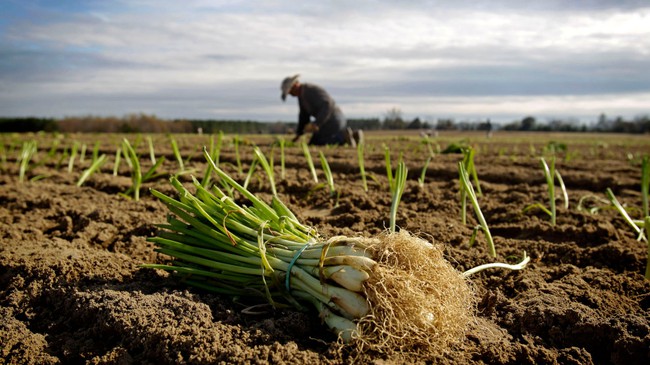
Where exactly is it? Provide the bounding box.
[1,0,649,124]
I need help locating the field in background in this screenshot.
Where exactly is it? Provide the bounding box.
[1,131,649,364]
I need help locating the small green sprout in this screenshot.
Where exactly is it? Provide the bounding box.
[18,140,37,183]
[147,135,156,165]
[169,135,184,172]
[233,135,243,174]
[357,141,368,192]
[301,142,318,183]
[418,156,432,188]
[253,146,276,196]
[319,151,336,197]
[77,154,107,187]
[524,156,567,225]
[389,162,408,233]
[113,147,122,176]
[68,142,79,173]
[459,161,496,257]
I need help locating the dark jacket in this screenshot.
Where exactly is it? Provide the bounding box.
[296,83,346,145]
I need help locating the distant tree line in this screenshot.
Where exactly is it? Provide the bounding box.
[1,112,649,134]
[0,114,293,134]
[0,117,59,132]
[498,114,650,133]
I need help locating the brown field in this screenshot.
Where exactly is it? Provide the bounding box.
[1,130,649,364]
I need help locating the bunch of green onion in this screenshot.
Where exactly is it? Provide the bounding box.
[143,149,377,341]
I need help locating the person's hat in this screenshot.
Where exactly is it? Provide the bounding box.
[281,74,300,101]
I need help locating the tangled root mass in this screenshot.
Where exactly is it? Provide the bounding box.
[353,230,474,357]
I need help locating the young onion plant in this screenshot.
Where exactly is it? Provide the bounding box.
[76,154,107,187]
[319,151,336,197]
[113,147,122,176]
[91,141,100,163]
[18,140,37,183]
[384,145,404,194]
[67,141,79,173]
[523,156,568,225]
[645,217,650,279]
[169,135,185,173]
[462,147,482,196]
[643,156,649,218]
[418,156,432,188]
[459,162,496,257]
[301,142,319,183]
[605,186,649,279]
[79,143,87,164]
[389,162,407,233]
[201,132,224,188]
[605,188,644,240]
[357,141,368,192]
[147,135,156,165]
[233,135,243,174]
[120,138,166,201]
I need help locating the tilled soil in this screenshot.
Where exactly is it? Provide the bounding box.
[1,131,649,364]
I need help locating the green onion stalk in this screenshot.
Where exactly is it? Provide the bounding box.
[389,162,408,233]
[18,140,38,183]
[68,141,79,173]
[77,154,107,187]
[642,156,649,218]
[144,147,491,355]
[145,148,372,342]
[301,142,319,183]
[459,162,496,257]
[319,151,336,197]
[170,135,185,172]
[541,157,557,226]
[644,217,650,279]
[357,141,368,192]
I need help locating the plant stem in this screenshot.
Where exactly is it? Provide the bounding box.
[540,157,556,226]
[418,156,432,188]
[643,216,650,280]
[77,154,107,187]
[357,142,368,192]
[642,156,649,218]
[279,138,286,180]
[389,162,408,233]
[253,146,277,196]
[113,147,122,176]
[459,162,496,257]
[68,141,79,173]
[170,135,184,172]
[147,135,156,164]
[301,142,318,183]
[122,138,142,201]
[462,252,530,277]
[555,170,569,209]
[319,151,336,196]
[605,188,642,236]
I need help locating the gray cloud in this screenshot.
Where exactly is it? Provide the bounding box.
[1,0,649,122]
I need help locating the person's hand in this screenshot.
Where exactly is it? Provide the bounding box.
[304,123,318,133]
[292,135,300,143]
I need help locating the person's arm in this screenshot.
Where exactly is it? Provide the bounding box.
[293,106,310,142]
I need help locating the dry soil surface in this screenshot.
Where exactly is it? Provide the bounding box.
[1,132,649,364]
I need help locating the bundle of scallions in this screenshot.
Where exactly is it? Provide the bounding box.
[143,147,476,355]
